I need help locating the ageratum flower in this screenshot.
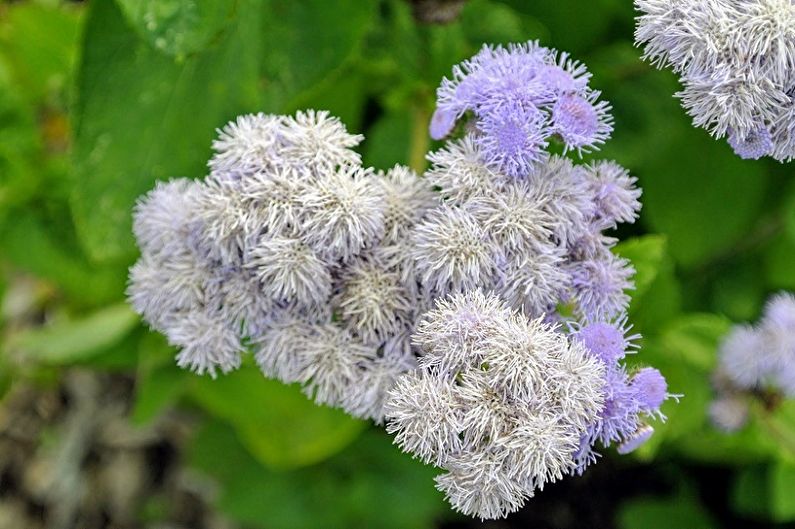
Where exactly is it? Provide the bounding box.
[431,41,614,176]
[385,291,606,519]
[129,111,418,410]
[714,292,795,396]
[130,38,670,517]
[635,0,795,161]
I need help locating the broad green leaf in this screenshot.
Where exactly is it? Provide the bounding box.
[710,257,765,322]
[640,126,768,268]
[189,366,366,469]
[503,0,619,53]
[0,77,41,218]
[260,0,378,110]
[6,303,138,364]
[0,2,81,103]
[733,465,772,519]
[772,461,795,521]
[289,66,367,133]
[362,110,413,169]
[0,212,127,305]
[614,235,667,301]
[733,461,795,522]
[72,0,262,262]
[189,421,445,529]
[785,185,795,244]
[116,0,237,57]
[461,0,545,47]
[660,313,732,371]
[617,491,717,529]
[132,332,188,425]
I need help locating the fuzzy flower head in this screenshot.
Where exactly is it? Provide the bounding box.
[430,41,614,176]
[635,0,795,161]
[711,291,795,432]
[386,291,605,519]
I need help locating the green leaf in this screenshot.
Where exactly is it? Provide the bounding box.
[733,461,795,522]
[132,332,189,425]
[0,212,127,305]
[660,313,732,371]
[0,2,81,103]
[189,366,366,469]
[460,0,545,47]
[640,126,768,269]
[785,186,795,244]
[6,303,138,364]
[260,0,378,109]
[772,462,795,521]
[189,421,445,529]
[362,110,412,169]
[116,0,237,58]
[71,0,262,262]
[614,235,667,301]
[765,234,795,291]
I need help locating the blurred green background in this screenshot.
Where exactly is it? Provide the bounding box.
[1,0,795,528]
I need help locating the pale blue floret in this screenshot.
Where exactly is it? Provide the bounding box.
[430,41,614,177]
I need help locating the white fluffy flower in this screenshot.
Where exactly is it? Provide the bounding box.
[425,136,507,205]
[209,112,285,173]
[246,235,332,308]
[297,324,378,407]
[332,254,413,345]
[410,204,497,296]
[167,309,243,378]
[385,291,605,519]
[299,164,386,262]
[635,0,795,160]
[280,110,364,174]
[132,178,205,258]
[376,165,437,244]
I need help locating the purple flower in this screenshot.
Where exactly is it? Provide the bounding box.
[552,93,613,153]
[617,425,655,455]
[569,253,635,320]
[728,124,774,160]
[429,41,614,175]
[476,101,550,178]
[430,107,458,140]
[631,367,668,413]
[573,318,639,364]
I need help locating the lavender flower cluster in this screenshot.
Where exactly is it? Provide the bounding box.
[711,292,795,431]
[386,291,606,519]
[430,41,614,176]
[635,0,795,161]
[128,40,674,521]
[129,110,433,422]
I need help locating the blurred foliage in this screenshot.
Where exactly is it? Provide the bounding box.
[1,0,794,527]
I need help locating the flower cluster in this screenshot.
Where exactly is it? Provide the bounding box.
[129,110,435,423]
[381,41,672,518]
[419,138,639,321]
[570,319,671,471]
[710,292,795,431]
[129,40,674,521]
[385,291,606,519]
[635,0,795,161]
[430,41,614,176]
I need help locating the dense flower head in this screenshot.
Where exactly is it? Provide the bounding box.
[130,97,668,519]
[431,41,614,177]
[385,291,606,519]
[714,292,795,404]
[635,0,795,161]
[710,291,795,433]
[129,111,419,425]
